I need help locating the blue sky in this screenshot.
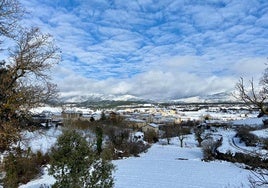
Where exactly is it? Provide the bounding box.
[20,0,268,100]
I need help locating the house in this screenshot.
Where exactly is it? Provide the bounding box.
[109,111,119,122]
[142,123,161,134]
[174,117,182,124]
[126,118,147,129]
[62,110,82,120]
[79,113,91,121]
[32,112,53,128]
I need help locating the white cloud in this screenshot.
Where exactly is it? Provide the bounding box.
[55,56,238,100]
[231,57,267,79]
[18,0,268,100]
[256,12,268,27]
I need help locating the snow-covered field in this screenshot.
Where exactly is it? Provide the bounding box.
[18,133,254,188]
[21,128,62,153]
[114,144,251,188]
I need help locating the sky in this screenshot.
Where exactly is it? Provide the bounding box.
[19,0,268,101]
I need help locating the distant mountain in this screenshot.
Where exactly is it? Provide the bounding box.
[172,92,236,103]
[59,91,237,104]
[59,93,142,103]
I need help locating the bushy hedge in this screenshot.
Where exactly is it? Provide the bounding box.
[2,148,49,188]
[235,127,260,147]
[216,151,268,169]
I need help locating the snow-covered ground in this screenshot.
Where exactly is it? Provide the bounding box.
[18,134,254,188]
[19,167,56,188]
[113,144,251,188]
[232,117,264,127]
[252,128,268,139]
[20,128,62,153]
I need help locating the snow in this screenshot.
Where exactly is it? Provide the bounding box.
[18,135,253,188]
[19,166,55,188]
[252,128,268,139]
[148,123,159,128]
[113,144,251,188]
[232,117,264,127]
[30,106,62,115]
[21,128,62,153]
[2,105,265,188]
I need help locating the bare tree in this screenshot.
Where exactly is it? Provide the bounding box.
[194,127,204,147]
[1,28,60,114]
[161,125,175,145]
[0,1,60,151]
[177,126,188,148]
[235,67,268,186]
[0,27,60,150]
[0,0,23,38]
[235,77,268,115]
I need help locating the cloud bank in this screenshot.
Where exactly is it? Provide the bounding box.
[19,0,268,100]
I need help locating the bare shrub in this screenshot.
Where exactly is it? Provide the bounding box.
[105,126,130,148]
[144,130,158,143]
[201,137,222,161]
[194,127,204,147]
[126,141,150,157]
[2,148,49,187]
[235,127,260,147]
[69,119,91,130]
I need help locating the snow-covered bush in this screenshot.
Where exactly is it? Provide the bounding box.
[49,130,114,188]
[235,127,260,147]
[201,137,222,161]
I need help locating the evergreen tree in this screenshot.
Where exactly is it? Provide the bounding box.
[96,126,103,155]
[100,111,107,121]
[49,130,114,188]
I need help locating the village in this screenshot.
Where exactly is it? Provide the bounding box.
[30,103,263,147]
[32,102,260,139]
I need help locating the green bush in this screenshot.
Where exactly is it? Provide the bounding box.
[49,130,114,188]
[95,126,103,155]
[2,148,49,188]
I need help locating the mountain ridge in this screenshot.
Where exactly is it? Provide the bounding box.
[59,91,236,104]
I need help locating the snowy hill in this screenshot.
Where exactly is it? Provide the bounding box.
[59,92,235,104]
[59,93,141,103]
[171,92,236,103]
